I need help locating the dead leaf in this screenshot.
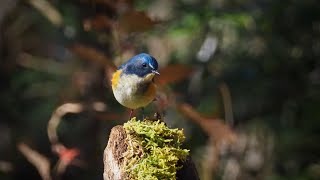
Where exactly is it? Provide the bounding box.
[69,44,117,86]
[177,103,237,146]
[83,15,114,31]
[155,64,194,86]
[70,44,116,69]
[118,11,157,33]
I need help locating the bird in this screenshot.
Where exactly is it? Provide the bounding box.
[111,53,160,119]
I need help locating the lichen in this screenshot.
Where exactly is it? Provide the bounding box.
[123,118,189,180]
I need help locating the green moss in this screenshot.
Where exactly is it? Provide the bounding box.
[123,118,189,180]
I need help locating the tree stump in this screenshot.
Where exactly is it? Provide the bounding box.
[103,125,199,180]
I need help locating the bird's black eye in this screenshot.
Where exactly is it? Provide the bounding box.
[142,63,147,68]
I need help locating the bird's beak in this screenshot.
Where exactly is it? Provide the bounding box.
[145,70,160,81]
[152,70,160,75]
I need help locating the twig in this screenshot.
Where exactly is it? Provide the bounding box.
[219,82,234,126]
[28,0,63,27]
[17,143,51,180]
[47,103,84,145]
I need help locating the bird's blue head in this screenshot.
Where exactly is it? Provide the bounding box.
[120,53,159,77]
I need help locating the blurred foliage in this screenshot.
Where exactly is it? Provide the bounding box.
[0,0,320,180]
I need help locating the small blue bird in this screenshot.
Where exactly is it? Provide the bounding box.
[111,53,160,119]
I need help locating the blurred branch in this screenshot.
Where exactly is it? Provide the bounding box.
[219,83,234,126]
[17,53,71,75]
[47,102,107,176]
[0,160,13,173]
[177,103,237,179]
[47,101,108,145]
[47,103,84,145]
[201,140,218,180]
[28,0,63,27]
[17,143,51,180]
[0,0,17,23]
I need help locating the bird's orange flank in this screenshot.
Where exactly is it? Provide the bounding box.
[111,69,122,89]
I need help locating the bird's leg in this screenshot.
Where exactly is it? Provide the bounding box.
[154,112,162,121]
[129,109,134,120]
[141,107,145,120]
[152,97,162,121]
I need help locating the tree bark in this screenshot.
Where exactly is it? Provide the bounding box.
[103,125,199,180]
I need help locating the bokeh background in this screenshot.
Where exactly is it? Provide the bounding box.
[1,0,320,180]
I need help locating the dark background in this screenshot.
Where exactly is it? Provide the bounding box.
[0,0,320,179]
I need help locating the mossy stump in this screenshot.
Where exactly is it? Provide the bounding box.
[103,119,199,180]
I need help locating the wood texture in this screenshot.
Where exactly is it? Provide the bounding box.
[103,125,199,180]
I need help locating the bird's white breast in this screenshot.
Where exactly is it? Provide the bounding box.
[112,73,155,109]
